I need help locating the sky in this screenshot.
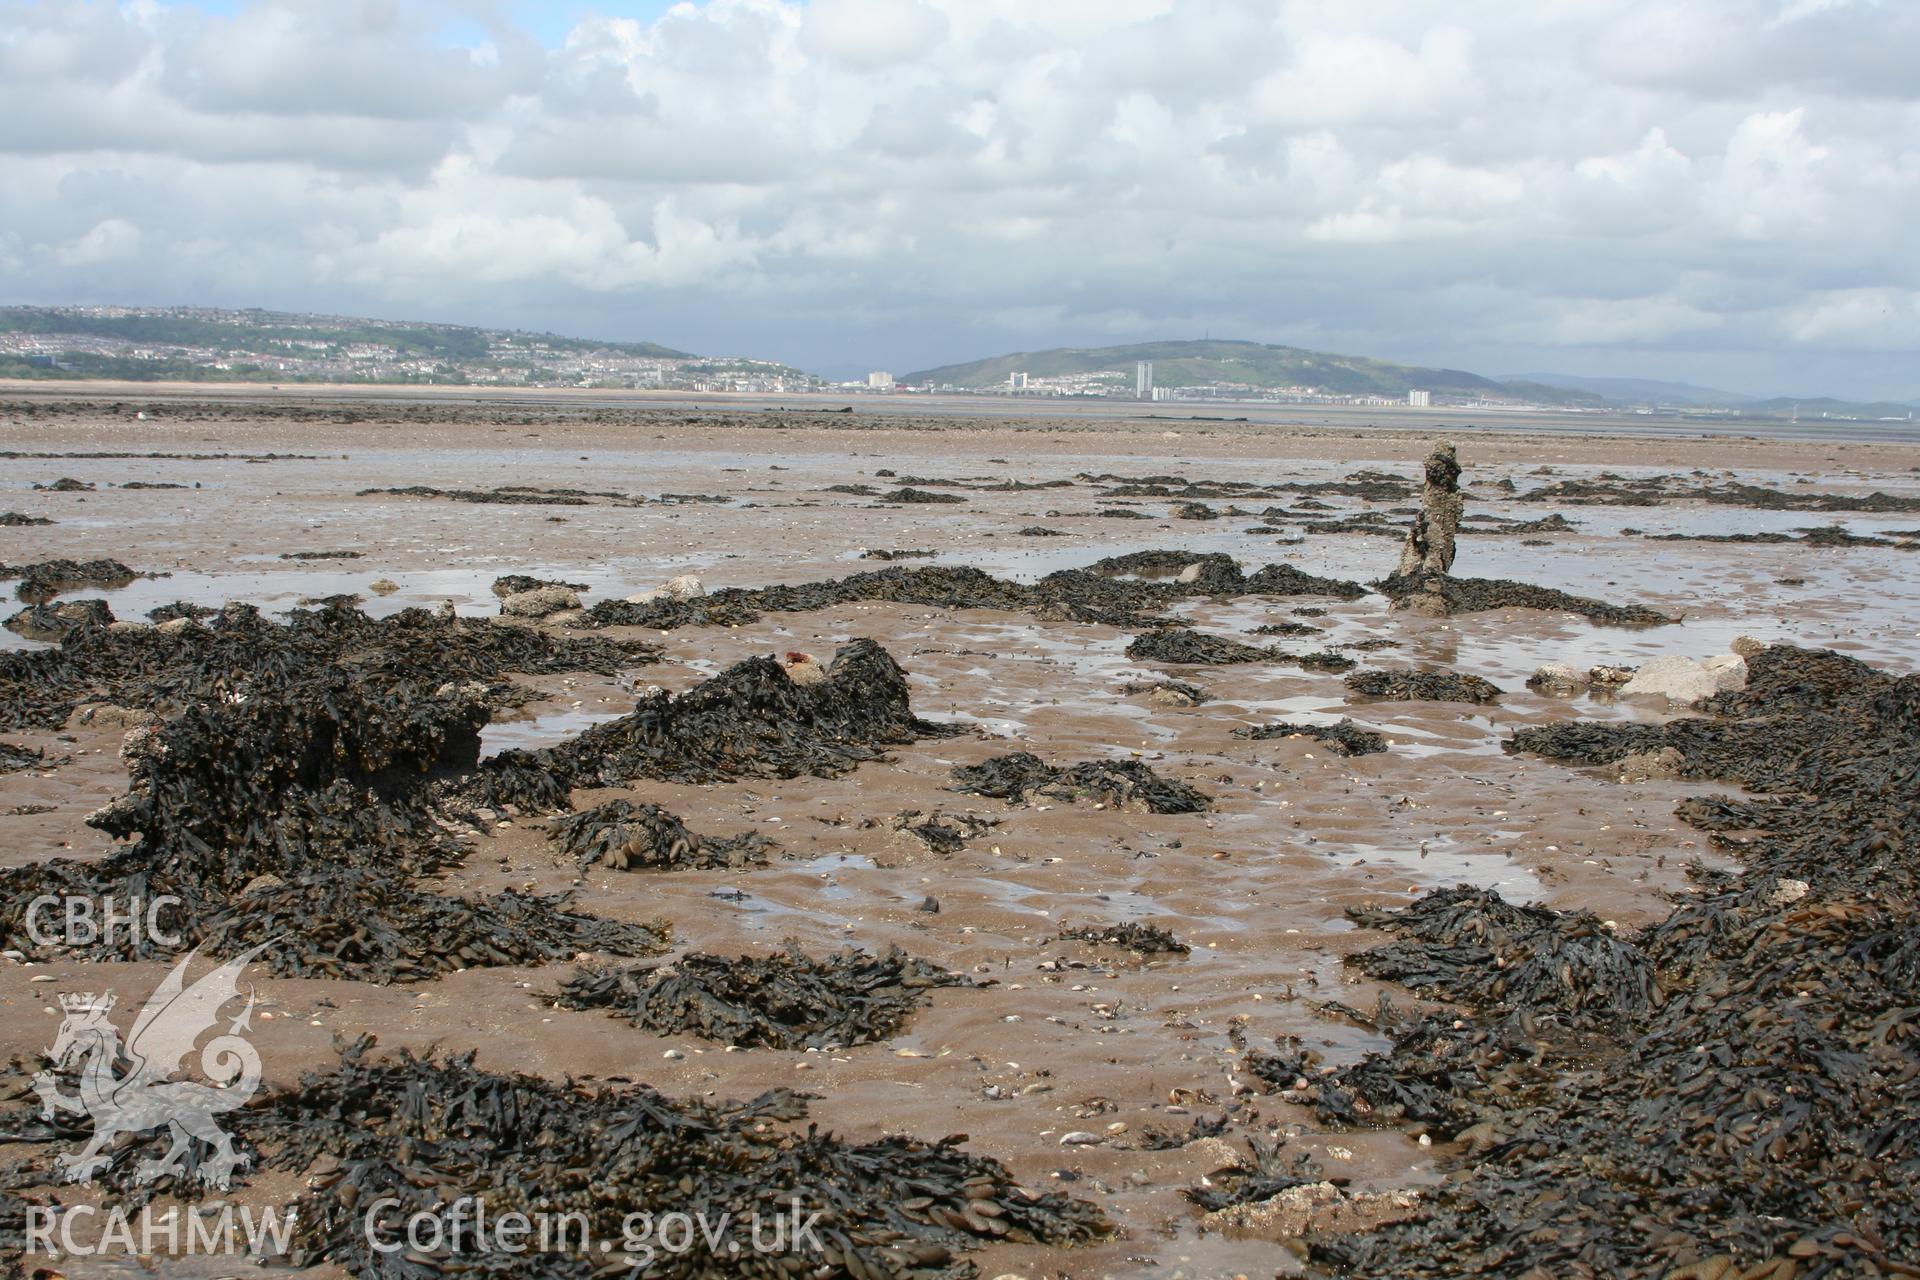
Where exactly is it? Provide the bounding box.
[1,0,1916,397]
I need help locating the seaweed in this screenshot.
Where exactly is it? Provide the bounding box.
[948,751,1210,813]
[468,640,957,807]
[1054,922,1190,955]
[549,798,772,871]
[574,554,1366,633]
[254,1038,1111,1276]
[1127,629,1275,665]
[1344,668,1502,704]
[883,487,967,504]
[1233,719,1388,756]
[1295,644,1920,1277]
[1,557,154,602]
[555,945,970,1049]
[1376,571,1674,626]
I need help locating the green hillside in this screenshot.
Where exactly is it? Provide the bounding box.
[901,339,1514,397]
[0,306,690,362]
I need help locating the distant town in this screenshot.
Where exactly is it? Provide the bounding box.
[0,305,824,394]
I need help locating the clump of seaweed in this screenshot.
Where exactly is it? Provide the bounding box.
[1377,571,1674,626]
[0,602,671,980]
[1127,629,1275,665]
[889,808,998,855]
[1233,719,1387,756]
[555,945,970,1049]
[199,869,668,983]
[884,486,967,504]
[549,797,772,870]
[1285,644,1920,1277]
[573,555,1366,634]
[948,751,1209,813]
[255,1038,1111,1276]
[492,572,588,596]
[1,557,154,602]
[0,597,660,731]
[1054,922,1190,955]
[1344,668,1502,704]
[1346,886,1661,1024]
[470,640,958,810]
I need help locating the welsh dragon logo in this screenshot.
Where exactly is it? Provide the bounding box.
[33,943,273,1190]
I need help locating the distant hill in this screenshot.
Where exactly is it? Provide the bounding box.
[903,339,1526,399]
[0,306,691,362]
[0,305,839,391]
[1508,372,1755,406]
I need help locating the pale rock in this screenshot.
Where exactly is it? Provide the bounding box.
[1616,746,1686,782]
[1526,663,1587,695]
[500,586,580,618]
[1201,1180,1421,1240]
[1702,653,1748,692]
[1768,878,1810,906]
[782,652,828,686]
[1620,656,1726,705]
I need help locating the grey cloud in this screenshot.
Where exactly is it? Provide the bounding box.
[0,0,1913,399]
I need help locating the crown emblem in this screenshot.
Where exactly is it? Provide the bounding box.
[57,991,116,1015]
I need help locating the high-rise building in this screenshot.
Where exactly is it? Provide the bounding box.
[1136,360,1153,398]
[1009,371,1029,390]
[867,371,894,390]
[1408,389,1431,407]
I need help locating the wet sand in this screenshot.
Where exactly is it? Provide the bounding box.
[4,392,1920,1278]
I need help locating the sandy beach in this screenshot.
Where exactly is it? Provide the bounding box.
[4,390,1919,1279]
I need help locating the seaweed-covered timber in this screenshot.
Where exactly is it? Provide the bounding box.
[0,597,660,732]
[1,557,152,602]
[1344,668,1503,704]
[556,945,970,1048]
[1396,442,1463,578]
[468,639,957,811]
[0,601,672,978]
[1232,719,1388,756]
[549,797,772,870]
[572,553,1367,632]
[251,1039,1110,1277]
[1364,442,1673,626]
[948,751,1210,813]
[1268,643,1920,1278]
